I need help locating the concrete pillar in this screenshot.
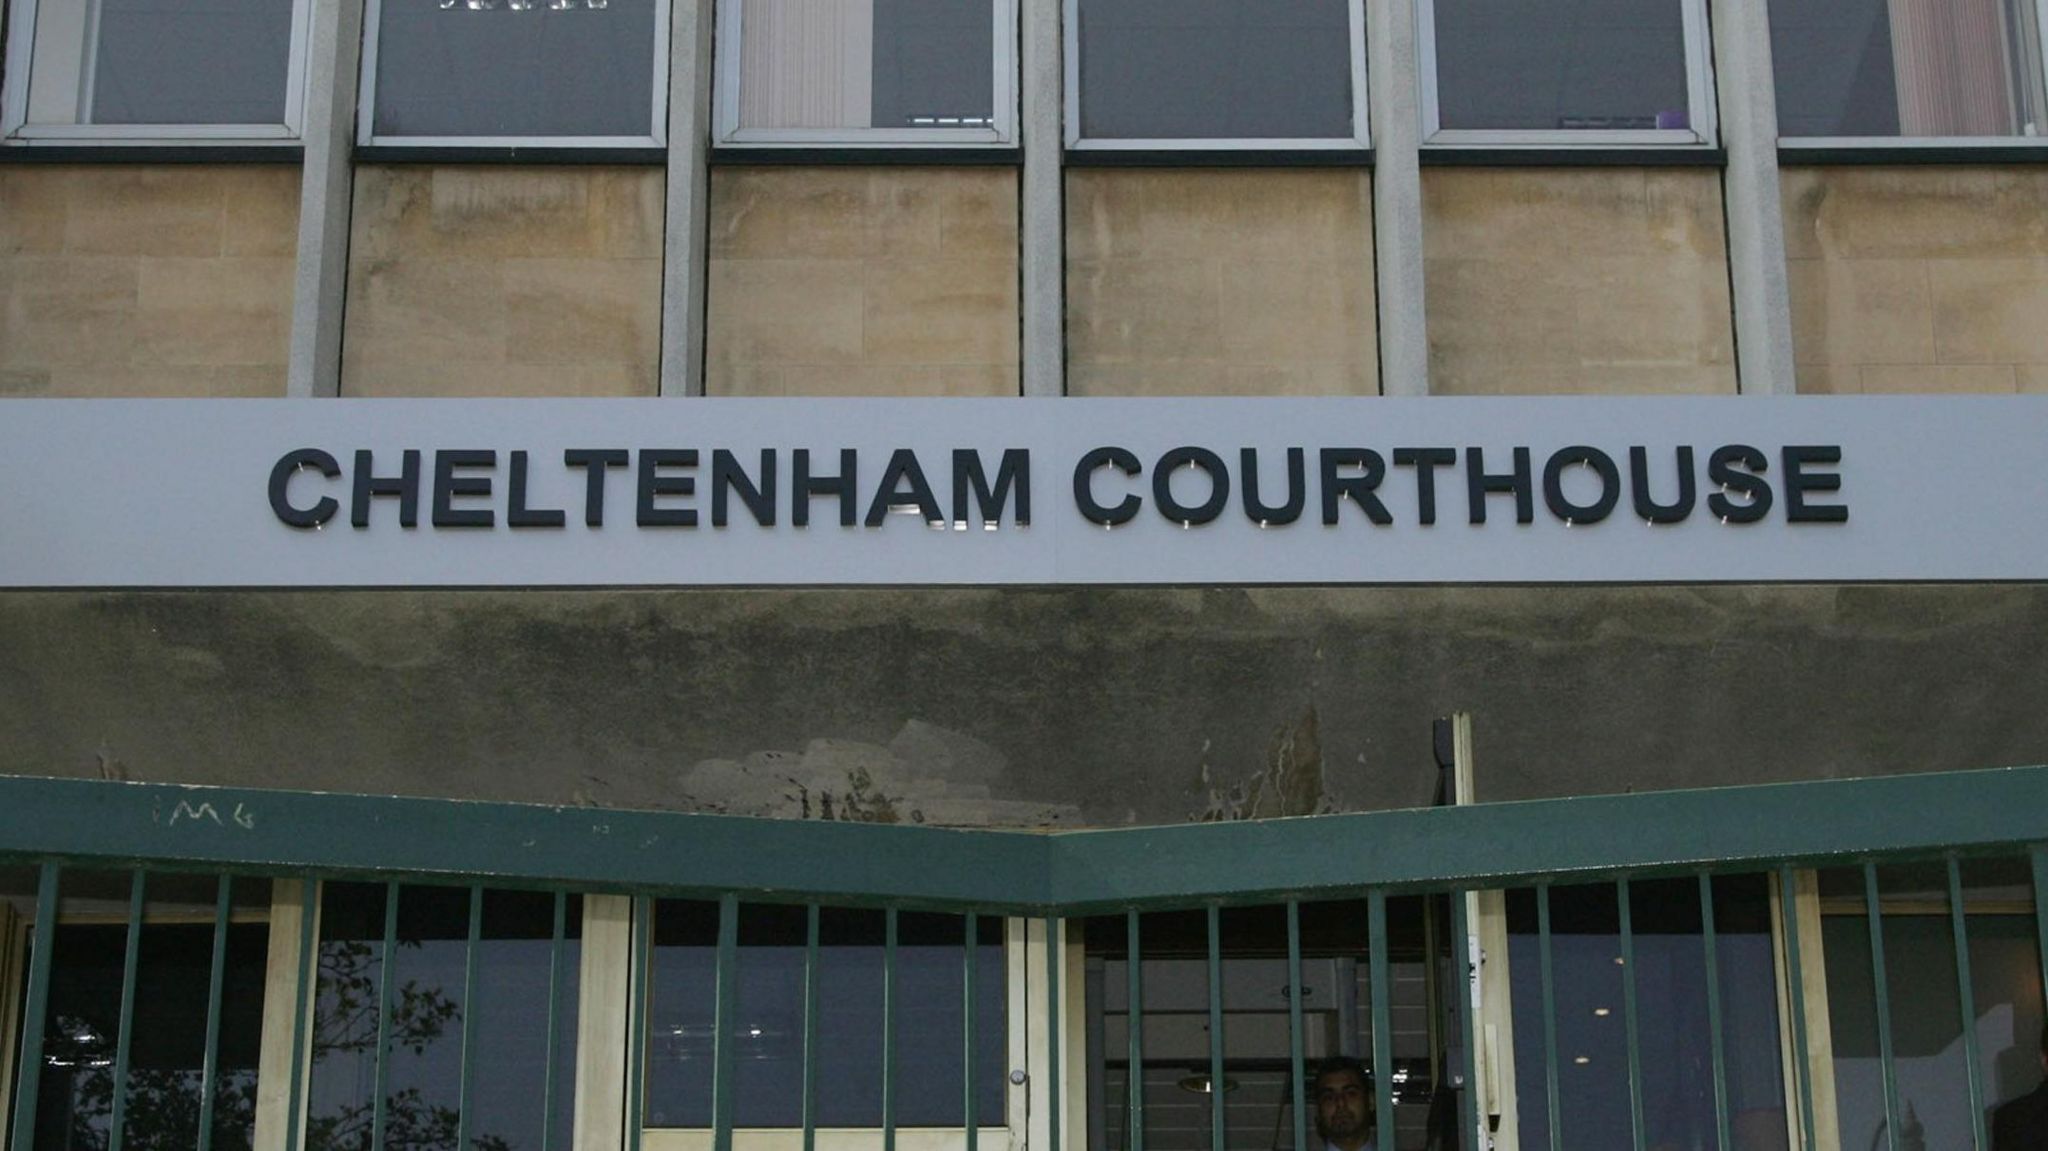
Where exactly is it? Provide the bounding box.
[1020,0,1065,396]
[1367,0,1430,396]
[660,0,716,397]
[1711,0,1799,396]
[286,0,365,398]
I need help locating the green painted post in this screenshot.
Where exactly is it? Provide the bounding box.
[285,879,319,1151]
[1368,892,1396,1151]
[1618,880,1646,1151]
[1700,875,1731,1151]
[107,871,147,1151]
[714,894,739,1151]
[196,875,233,1151]
[1127,910,1144,1151]
[965,911,979,1151]
[803,904,820,1151]
[1286,901,1306,1151]
[456,885,483,1151]
[884,908,899,1151]
[1775,867,1817,1151]
[1206,906,1224,1151]
[1864,864,1902,1151]
[1947,859,1989,1151]
[1537,884,1561,1151]
[10,865,62,1151]
[540,891,566,1151]
[372,882,400,1151]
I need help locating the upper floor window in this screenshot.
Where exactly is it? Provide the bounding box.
[1065,0,1367,151]
[359,0,667,147]
[0,0,309,142]
[713,0,1016,148]
[1770,0,2048,143]
[1419,0,1717,147]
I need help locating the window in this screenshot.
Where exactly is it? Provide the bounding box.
[713,0,1016,147]
[1418,0,1717,147]
[1065,0,1366,150]
[1770,0,2048,143]
[359,0,667,147]
[0,0,309,141]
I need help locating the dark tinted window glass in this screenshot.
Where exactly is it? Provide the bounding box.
[1077,0,1354,140]
[735,0,994,131]
[88,0,293,124]
[1769,0,2047,137]
[1432,0,1692,132]
[371,0,659,138]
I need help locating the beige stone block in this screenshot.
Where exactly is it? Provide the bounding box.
[138,257,295,314]
[1859,364,2018,394]
[1069,170,1371,264]
[1424,169,1723,262]
[1431,361,1733,396]
[1569,257,1734,370]
[1793,361,1858,395]
[1801,259,1934,367]
[64,170,225,257]
[1930,259,2048,364]
[0,369,53,395]
[0,168,69,256]
[1064,169,1149,261]
[1068,361,1373,397]
[1424,257,1579,372]
[862,259,1018,366]
[747,364,1016,397]
[1217,258,1373,365]
[936,172,1018,258]
[2018,364,2048,393]
[221,168,303,257]
[1780,167,2048,261]
[44,364,285,397]
[503,257,662,378]
[342,256,508,368]
[343,362,648,398]
[1,257,141,368]
[1066,259,1224,364]
[707,259,866,366]
[135,308,289,368]
[710,168,877,259]
[425,168,605,258]
[595,170,667,260]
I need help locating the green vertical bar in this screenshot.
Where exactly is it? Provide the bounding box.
[1127,910,1144,1151]
[1864,863,1902,1151]
[285,879,319,1151]
[1286,901,1306,1151]
[1367,892,1396,1151]
[195,874,233,1151]
[713,894,739,1151]
[1947,859,1989,1151]
[1775,868,1818,1151]
[1205,906,1224,1151]
[2033,849,2048,1077]
[1617,880,1646,1151]
[372,882,400,1151]
[456,885,483,1151]
[884,907,899,1151]
[627,898,650,1151]
[9,865,60,1151]
[540,891,567,1151]
[1449,893,1479,1151]
[1700,874,1732,1151]
[964,911,979,1151]
[1537,884,1561,1151]
[107,871,147,1151]
[1046,915,1064,1151]
[802,904,820,1151]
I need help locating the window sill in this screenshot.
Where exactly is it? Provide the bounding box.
[1419,147,1725,168]
[1777,143,2048,166]
[709,146,1023,167]
[1064,147,1373,168]
[0,143,304,164]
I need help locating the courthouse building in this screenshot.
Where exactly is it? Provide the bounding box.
[4,1,2048,1149]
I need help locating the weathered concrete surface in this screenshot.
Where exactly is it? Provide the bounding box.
[0,586,2043,827]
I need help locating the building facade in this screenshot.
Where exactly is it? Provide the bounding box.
[4,1,2048,1149]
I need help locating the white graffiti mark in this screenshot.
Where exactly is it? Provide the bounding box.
[232,803,256,829]
[166,800,256,829]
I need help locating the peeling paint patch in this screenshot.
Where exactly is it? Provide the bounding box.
[675,719,1081,827]
[1196,704,1336,821]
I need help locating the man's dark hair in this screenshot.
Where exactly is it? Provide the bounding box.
[1312,1054,1371,1091]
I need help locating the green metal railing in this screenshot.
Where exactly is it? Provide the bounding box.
[5,765,2048,1151]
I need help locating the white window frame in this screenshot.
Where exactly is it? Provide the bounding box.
[712,0,1018,149]
[356,0,671,149]
[0,0,310,143]
[1061,0,1370,152]
[1416,0,1719,149]
[1774,0,2048,151]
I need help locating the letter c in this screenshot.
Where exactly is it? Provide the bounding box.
[1074,447,1143,526]
[270,448,341,529]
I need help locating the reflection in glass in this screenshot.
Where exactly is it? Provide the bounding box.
[735,0,996,131]
[1770,0,2048,138]
[23,0,293,127]
[1075,0,1354,141]
[1431,0,1692,133]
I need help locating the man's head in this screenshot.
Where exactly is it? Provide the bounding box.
[1312,1056,1375,1151]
